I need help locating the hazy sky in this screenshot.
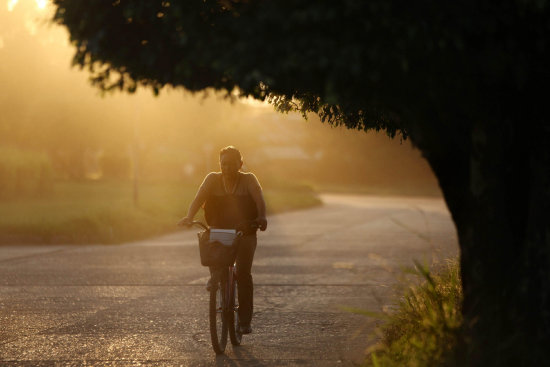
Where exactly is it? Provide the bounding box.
[0,0,277,149]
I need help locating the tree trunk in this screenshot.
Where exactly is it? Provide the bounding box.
[419,120,550,365]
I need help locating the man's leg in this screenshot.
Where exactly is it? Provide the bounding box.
[236,235,257,331]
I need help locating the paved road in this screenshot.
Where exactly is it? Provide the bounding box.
[0,194,458,366]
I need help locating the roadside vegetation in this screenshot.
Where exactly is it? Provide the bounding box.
[0,179,321,244]
[364,260,463,367]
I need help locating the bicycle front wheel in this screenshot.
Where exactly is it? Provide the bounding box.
[209,280,228,354]
[228,268,242,346]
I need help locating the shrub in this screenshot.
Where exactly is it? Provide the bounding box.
[364,260,463,367]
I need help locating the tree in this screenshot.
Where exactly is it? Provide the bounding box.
[51,1,550,364]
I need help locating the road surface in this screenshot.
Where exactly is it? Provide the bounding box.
[0,194,458,366]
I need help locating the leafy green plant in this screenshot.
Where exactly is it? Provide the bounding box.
[364,260,463,367]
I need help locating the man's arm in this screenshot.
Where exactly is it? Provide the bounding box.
[248,174,267,231]
[177,174,213,226]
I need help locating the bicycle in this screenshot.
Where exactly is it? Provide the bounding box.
[188,220,257,354]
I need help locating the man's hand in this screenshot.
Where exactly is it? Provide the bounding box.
[177,216,192,227]
[256,217,267,231]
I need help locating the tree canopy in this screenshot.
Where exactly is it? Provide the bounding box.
[53,0,548,140]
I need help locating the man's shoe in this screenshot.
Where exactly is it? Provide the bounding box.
[238,324,252,335]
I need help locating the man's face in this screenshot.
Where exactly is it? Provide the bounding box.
[220,153,241,178]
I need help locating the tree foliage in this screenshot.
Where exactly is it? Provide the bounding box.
[53,0,546,139]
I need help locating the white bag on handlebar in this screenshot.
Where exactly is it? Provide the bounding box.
[209,229,237,247]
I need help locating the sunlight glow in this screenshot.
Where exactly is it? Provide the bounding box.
[24,16,38,35]
[7,0,47,12]
[0,37,4,49]
[7,0,18,12]
[240,96,270,109]
[35,0,46,10]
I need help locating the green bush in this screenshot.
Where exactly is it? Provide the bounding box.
[0,145,53,198]
[364,260,463,367]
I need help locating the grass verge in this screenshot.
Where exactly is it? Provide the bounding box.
[0,180,321,244]
[363,260,463,367]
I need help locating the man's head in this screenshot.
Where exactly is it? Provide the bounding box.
[219,146,243,178]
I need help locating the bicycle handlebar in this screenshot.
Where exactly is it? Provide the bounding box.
[183,220,259,233]
[189,221,208,230]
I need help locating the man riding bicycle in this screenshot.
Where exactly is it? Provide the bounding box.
[178,146,267,334]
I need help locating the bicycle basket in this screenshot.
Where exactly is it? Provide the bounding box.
[197,229,238,267]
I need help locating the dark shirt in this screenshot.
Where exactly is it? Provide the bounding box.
[201,172,261,230]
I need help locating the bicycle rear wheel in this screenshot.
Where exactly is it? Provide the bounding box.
[209,279,228,354]
[228,268,242,346]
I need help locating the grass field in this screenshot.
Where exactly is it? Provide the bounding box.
[0,180,321,244]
